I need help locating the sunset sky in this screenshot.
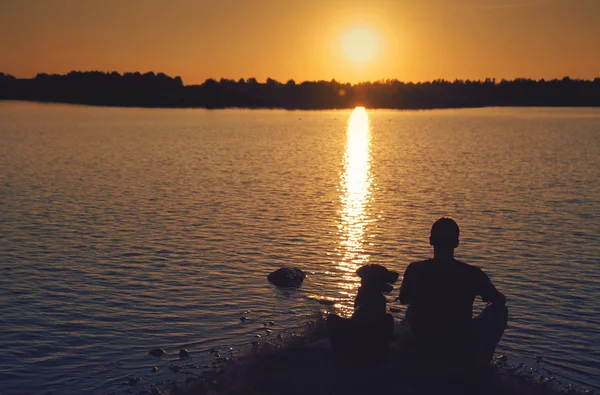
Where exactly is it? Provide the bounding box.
[1,0,599,84]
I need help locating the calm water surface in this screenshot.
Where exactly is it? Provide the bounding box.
[0,102,599,394]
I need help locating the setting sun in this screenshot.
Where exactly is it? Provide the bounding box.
[340,26,381,66]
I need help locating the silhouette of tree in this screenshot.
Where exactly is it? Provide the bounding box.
[0,71,598,109]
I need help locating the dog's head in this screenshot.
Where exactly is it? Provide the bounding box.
[356,264,399,293]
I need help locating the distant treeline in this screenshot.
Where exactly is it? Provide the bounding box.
[1,71,599,109]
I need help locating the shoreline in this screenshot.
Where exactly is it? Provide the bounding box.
[2,72,599,110]
[130,317,593,395]
[2,98,600,111]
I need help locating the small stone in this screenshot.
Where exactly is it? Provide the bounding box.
[268,321,275,326]
[148,348,166,357]
[128,377,142,386]
[240,316,248,321]
[179,349,190,359]
[255,334,261,338]
[267,267,306,288]
[242,310,250,314]
[151,366,159,372]
[265,329,272,334]
[498,355,507,362]
[263,323,268,327]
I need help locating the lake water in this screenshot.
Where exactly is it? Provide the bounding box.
[0,101,599,394]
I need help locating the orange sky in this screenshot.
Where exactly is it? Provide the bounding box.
[1,0,599,84]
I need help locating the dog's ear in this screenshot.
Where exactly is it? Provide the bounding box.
[356,264,371,279]
[386,271,400,284]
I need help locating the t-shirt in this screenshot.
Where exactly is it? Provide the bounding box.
[399,258,496,342]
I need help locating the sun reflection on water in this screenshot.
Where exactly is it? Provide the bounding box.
[335,107,373,315]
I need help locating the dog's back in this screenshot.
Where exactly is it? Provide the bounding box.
[352,286,388,321]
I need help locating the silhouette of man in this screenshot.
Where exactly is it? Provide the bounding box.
[399,218,508,364]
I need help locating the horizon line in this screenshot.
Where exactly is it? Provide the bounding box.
[2,70,600,87]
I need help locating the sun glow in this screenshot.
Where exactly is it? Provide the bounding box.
[340,26,381,66]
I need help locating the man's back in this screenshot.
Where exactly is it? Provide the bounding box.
[399,218,508,362]
[400,258,496,343]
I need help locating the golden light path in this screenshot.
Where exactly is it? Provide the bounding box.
[335,107,373,315]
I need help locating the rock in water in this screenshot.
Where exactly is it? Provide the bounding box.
[148,348,166,357]
[179,349,190,359]
[267,267,306,288]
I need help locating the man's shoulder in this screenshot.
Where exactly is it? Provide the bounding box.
[453,259,472,268]
[409,258,435,266]
[404,259,438,276]
[406,259,433,270]
[454,259,484,272]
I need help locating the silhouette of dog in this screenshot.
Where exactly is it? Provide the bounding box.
[327,264,399,361]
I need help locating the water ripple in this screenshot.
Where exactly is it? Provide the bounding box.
[0,103,599,394]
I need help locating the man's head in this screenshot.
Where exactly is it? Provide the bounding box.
[429,217,460,249]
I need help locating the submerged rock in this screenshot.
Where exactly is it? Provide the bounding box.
[151,366,159,372]
[149,348,166,357]
[267,267,306,288]
[179,349,190,359]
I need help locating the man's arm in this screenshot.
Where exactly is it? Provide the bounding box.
[399,263,415,305]
[477,268,506,306]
